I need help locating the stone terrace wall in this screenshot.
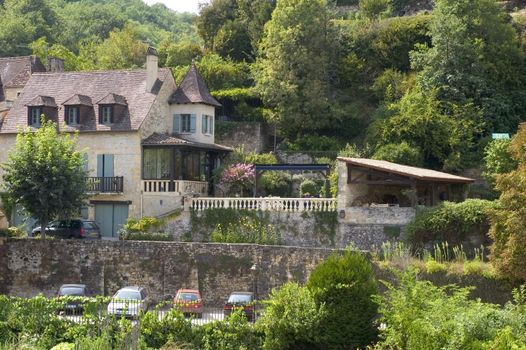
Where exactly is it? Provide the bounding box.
[215,122,268,153]
[0,239,338,307]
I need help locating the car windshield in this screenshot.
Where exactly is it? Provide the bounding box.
[83,222,98,229]
[114,290,141,300]
[228,294,252,303]
[176,293,199,301]
[59,287,85,296]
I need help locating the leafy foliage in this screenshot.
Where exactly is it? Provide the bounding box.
[307,250,379,349]
[1,120,88,239]
[406,199,497,246]
[489,124,526,281]
[372,141,423,166]
[211,217,282,245]
[483,139,517,187]
[374,270,526,349]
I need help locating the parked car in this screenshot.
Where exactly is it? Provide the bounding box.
[107,286,150,318]
[57,284,90,313]
[223,292,255,322]
[32,219,101,239]
[173,289,203,318]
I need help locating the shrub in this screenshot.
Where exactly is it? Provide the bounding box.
[482,139,517,187]
[123,217,162,233]
[140,308,195,349]
[201,311,262,350]
[257,283,325,350]
[211,217,282,245]
[307,251,378,349]
[406,199,497,246]
[372,142,423,167]
[0,226,27,238]
[259,171,291,197]
[299,179,320,198]
[374,270,526,349]
[425,259,447,274]
[119,231,173,241]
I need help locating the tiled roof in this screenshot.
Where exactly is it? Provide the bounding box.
[0,68,171,133]
[96,93,127,106]
[62,94,93,106]
[0,56,46,89]
[168,63,221,107]
[337,157,475,183]
[142,132,232,152]
[26,95,57,107]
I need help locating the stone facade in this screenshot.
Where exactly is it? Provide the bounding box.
[0,239,338,306]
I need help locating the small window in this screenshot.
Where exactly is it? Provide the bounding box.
[100,105,113,125]
[29,107,41,127]
[202,115,213,135]
[66,106,80,125]
[181,114,192,133]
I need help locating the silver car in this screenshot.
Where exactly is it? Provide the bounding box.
[107,286,150,318]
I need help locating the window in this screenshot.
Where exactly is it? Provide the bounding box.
[202,115,213,134]
[143,148,172,179]
[100,105,113,124]
[173,114,196,134]
[29,107,42,127]
[97,154,114,177]
[66,106,80,125]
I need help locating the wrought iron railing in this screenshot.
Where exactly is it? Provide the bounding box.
[87,177,124,193]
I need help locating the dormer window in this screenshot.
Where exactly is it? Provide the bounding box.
[29,107,41,127]
[66,106,80,125]
[202,114,213,135]
[100,105,113,125]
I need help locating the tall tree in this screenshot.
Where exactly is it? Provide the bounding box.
[95,23,148,70]
[411,0,526,133]
[254,0,336,140]
[1,121,88,239]
[489,123,526,281]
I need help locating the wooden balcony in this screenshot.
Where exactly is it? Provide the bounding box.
[87,177,124,193]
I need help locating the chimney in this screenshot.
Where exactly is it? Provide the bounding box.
[46,57,64,72]
[146,47,158,93]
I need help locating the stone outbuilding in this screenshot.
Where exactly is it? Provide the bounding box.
[336,157,475,225]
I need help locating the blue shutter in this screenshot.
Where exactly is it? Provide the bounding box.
[173,114,181,134]
[104,154,114,177]
[202,115,206,133]
[190,114,196,133]
[210,116,214,134]
[97,155,104,177]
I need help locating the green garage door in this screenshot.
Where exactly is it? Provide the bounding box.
[94,203,129,238]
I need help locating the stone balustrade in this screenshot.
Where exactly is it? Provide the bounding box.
[142,180,208,195]
[188,197,337,212]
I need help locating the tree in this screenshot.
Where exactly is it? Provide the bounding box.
[254,0,336,140]
[489,123,526,281]
[372,141,423,167]
[482,139,517,187]
[1,120,88,239]
[359,0,391,20]
[411,0,526,133]
[307,250,378,349]
[95,23,149,70]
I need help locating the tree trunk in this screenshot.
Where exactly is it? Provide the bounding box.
[40,219,47,240]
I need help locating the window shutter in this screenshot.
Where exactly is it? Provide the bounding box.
[210,116,214,134]
[173,114,181,133]
[97,155,104,177]
[104,154,114,177]
[202,115,206,133]
[190,114,196,133]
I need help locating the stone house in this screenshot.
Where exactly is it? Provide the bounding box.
[0,48,231,237]
[336,157,475,226]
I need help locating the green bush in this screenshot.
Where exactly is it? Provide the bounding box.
[372,142,423,167]
[0,226,27,238]
[425,259,447,274]
[257,283,325,350]
[259,171,291,197]
[406,199,497,246]
[211,217,282,245]
[307,251,378,349]
[140,308,195,349]
[201,311,262,350]
[119,231,173,241]
[299,179,320,197]
[374,270,526,349]
[123,216,162,233]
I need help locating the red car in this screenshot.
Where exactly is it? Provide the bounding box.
[173,289,203,318]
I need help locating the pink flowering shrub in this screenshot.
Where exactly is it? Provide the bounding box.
[220,163,255,196]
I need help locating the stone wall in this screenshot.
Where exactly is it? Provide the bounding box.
[340,207,416,226]
[0,239,337,307]
[215,122,268,153]
[165,210,396,251]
